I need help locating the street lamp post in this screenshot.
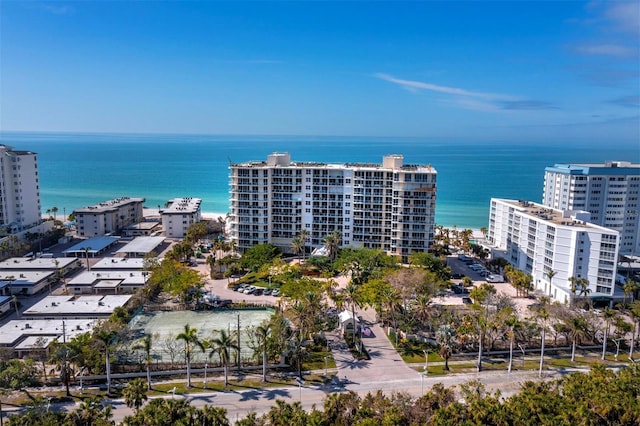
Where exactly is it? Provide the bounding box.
[295,377,304,403]
[323,356,329,379]
[203,363,208,388]
[518,343,527,367]
[423,349,429,375]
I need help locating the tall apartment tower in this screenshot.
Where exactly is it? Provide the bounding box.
[488,198,619,304]
[0,145,42,233]
[542,162,640,255]
[229,153,437,260]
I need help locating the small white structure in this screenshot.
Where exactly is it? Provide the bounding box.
[67,270,148,295]
[23,295,132,319]
[338,309,360,333]
[0,270,56,295]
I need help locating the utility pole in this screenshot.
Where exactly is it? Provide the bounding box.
[237,314,241,374]
[62,321,70,396]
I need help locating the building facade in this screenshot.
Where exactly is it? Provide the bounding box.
[160,198,202,238]
[487,198,620,304]
[542,162,640,255]
[74,197,145,237]
[0,145,41,233]
[229,153,437,259]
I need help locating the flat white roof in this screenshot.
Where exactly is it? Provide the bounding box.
[116,236,165,255]
[0,295,11,305]
[74,197,145,214]
[69,271,147,286]
[162,197,202,214]
[92,257,146,270]
[24,295,132,317]
[0,270,55,285]
[0,257,78,270]
[125,221,160,231]
[0,319,97,346]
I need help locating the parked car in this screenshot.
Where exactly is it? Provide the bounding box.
[253,288,264,296]
[451,273,464,279]
[462,297,473,304]
[271,289,280,297]
[262,288,272,295]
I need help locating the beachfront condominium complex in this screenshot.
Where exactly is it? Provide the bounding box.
[0,145,41,233]
[74,197,145,237]
[542,161,640,256]
[160,197,202,238]
[487,198,620,304]
[229,153,436,259]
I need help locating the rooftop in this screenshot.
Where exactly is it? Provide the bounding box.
[24,295,132,317]
[161,198,202,214]
[0,270,55,285]
[74,197,145,214]
[63,236,120,255]
[0,319,97,346]
[0,257,78,270]
[116,236,165,255]
[68,270,148,286]
[92,257,147,270]
[495,199,615,231]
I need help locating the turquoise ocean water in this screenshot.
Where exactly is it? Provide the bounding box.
[0,132,637,229]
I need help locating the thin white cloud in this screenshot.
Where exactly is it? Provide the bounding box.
[374,73,556,112]
[39,4,74,15]
[574,43,637,57]
[374,73,513,100]
[603,1,640,35]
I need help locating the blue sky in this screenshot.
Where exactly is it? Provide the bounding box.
[1,1,638,144]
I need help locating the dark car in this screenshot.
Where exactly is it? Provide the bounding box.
[452,284,464,294]
[462,297,473,304]
[253,288,264,296]
[451,273,464,279]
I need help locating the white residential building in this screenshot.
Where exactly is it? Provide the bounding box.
[542,161,640,255]
[229,153,437,259]
[487,198,620,304]
[74,197,145,237]
[0,145,41,233]
[160,198,202,238]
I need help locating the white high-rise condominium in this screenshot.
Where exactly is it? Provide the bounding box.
[229,153,437,259]
[0,145,42,233]
[542,162,640,255]
[487,198,620,304]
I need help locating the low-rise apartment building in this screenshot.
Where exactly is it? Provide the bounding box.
[160,198,202,238]
[74,197,145,237]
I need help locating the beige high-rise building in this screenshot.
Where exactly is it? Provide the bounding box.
[0,145,42,233]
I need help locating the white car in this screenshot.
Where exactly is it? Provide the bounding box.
[486,274,504,283]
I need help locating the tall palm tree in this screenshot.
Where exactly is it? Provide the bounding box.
[380,286,402,346]
[545,269,556,298]
[94,325,119,394]
[601,307,616,360]
[176,324,203,388]
[623,279,638,306]
[291,237,304,262]
[436,325,455,371]
[504,310,521,373]
[412,294,434,331]
[628,301,640,360]
[133,335,154,390]
[51,206,59,222]
[210,329,239,386]
[535,297,550,378]
[577,278,592,308]
[255,323,272,382]
[567,315,590,363]
[83,247,92,271]
[298,230,309,261]
[322,231,341,261]
[568,276,578,308]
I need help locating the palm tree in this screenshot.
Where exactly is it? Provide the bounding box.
[133,335,154,390]
[122,378,148,413]
[412,294,434,331]
[568,276,578,308]
[210,329,239,386]
[577,278,592,308]
[343,283,363,350]
[83,247,92,271]
[51,206,59,222]
[298,230,309,261]
[504,310,521,373]
[255,323,272,382]
[291,237,304,262]
[534,297,550,378]
[567,315,590,363]
[436,325,455,371]
[380,286,402,346]
[176,324,203,387]
[623,279,638,306]
[628,301,640,360]
[94,325,119,394]
[322,231,341,261]
[545,269,556,298]
[601,307,616,360]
